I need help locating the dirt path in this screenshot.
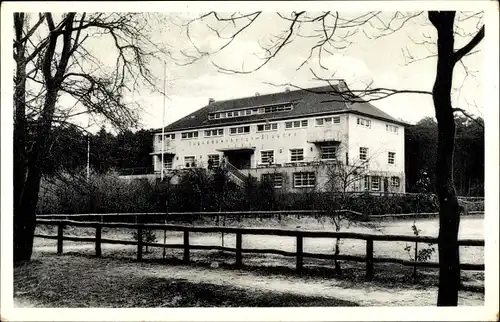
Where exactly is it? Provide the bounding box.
[126,263,482,306]
[31,244,484,306]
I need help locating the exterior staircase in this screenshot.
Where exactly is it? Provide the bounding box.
[223,160,247,187]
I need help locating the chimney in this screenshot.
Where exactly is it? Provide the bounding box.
[208,98,215,104]
[337,79,348,92]
[255,92,260,96]
[285,87,290,93]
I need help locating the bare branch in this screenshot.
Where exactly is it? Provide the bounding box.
[452,108,484,128]
[453,25,484,62]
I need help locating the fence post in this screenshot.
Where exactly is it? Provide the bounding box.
[236,232,242,268]
[366,238,374,280]
[296,235,303,272]
[57,223,64,254]
[413,241,418,280]
[183,229,190,264]
[95,223,102,257]
[137,226,143,261]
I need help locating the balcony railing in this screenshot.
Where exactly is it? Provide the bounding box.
[118,167,154,176]
[306,130,343,143]
[153,139,176,154]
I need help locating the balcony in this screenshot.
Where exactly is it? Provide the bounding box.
[307,130,343,144]
[151,139,176,155]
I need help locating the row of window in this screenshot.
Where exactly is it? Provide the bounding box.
[261,172,401,189]
[207,103,294,120]
[183,119,309,139]
[386,124,399,134]
[259,147,335,164]
[161,157,400,190]
[162,155,222,169]
[164,147,394,167]
[363,176,400,191]
[157,117,399,142]
[359,147,396,165]
[357,117,371,128]
[316,116,341,126]
[262,172,315,188]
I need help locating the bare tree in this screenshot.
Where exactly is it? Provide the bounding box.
[313,144,373,275]
[176,10,485,306]
[13,12,170,264]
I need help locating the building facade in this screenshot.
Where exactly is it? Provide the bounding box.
[151,82,406,193]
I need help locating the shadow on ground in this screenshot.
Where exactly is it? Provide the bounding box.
[14,254,357,308]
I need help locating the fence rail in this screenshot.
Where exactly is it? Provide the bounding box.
[35,219,484,280]
[36,209,484,222]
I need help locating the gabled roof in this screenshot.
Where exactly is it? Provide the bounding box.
[159,85,408,133]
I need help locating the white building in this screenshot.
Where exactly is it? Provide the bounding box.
[151,82,407,193]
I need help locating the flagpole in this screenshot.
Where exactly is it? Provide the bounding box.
[86,113,90,181]
[160,62,167,181]
[161,62,168,260]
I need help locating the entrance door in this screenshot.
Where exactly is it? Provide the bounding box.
[225,151,252,169]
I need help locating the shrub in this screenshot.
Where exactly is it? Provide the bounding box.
[38,171,454,218]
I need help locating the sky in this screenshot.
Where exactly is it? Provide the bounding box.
[7,8,486,133]
[122,11,485,132]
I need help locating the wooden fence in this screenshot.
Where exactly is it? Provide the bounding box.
[35,218,484,280]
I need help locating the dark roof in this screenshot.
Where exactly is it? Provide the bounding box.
[160,85,407,132]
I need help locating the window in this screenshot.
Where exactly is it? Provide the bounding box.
[359,147,368,160]
[290,148,304,162]
[204,128,224,137]
[320,146,337,160]
[391,176,400,187]
[214,113,221,119]
[229,126,250,135]
[208,154,220,167]
[316,116,341,126]
[181,131,199,139]
[388,152,396,164]
[163,157,173,169]
[357,117,371,128]
[245,109,252,115]
[257,123,278,132]
[363,176,369,191]
[184,156,195,168]
[263,104,293,113]
[161,133,175,140]
[386,124,399,134]
[262,173,283,188]
[208,114,215,120]
[260,150,274,164]
[285,120,308,129]
[158,134,175,142]
[293,172,316,188]
[371,176,380,191]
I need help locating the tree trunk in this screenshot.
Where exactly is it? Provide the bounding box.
[333,215,342,275]
[14,88,59,264]
[334,237,342,275]
[13,13,29,265]
[429,11,461,306]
